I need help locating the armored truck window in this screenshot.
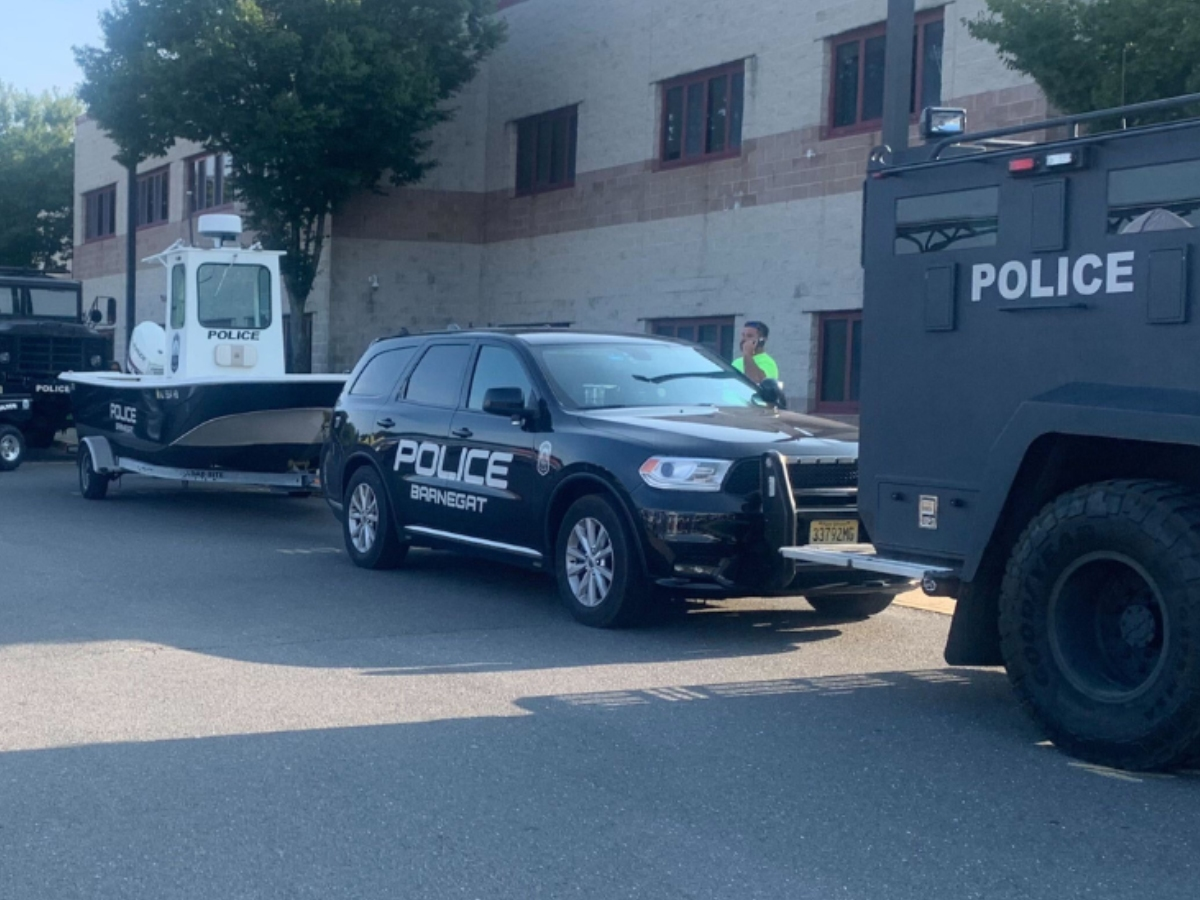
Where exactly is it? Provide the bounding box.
[404,344,471,408]
[27,288,77,320]
[895,187,999,255]
[468,346,534,410]
[1108,160,1200,234]
[349,347,416,398]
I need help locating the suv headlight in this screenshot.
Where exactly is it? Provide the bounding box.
[639,457,731,491]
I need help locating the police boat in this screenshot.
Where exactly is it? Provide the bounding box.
[60,215,346,498]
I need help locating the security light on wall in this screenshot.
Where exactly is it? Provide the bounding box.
[368,275,380,290]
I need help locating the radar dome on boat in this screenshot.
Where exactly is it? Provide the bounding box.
[197,214,243,243]
[128,321,166,376]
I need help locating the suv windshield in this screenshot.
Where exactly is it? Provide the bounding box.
[532,340,761,409]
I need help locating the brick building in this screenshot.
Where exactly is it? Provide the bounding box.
[73,0,1045,415]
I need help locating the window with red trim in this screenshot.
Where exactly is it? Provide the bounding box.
[660,62,744,167]
[815,311,862,414]
[137,168,170,228]
[827,10,944,136]
[650,316,736,361]
[83,184,117,241]
[188,153,233,211]
[515,106,578,197]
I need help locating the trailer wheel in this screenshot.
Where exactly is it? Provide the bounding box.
[0,425,25,472]
[78,443,110,500]
[806,592,895,618]
[1000,480,1200,770]
[342,467,407,569]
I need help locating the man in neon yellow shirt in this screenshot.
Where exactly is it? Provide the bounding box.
[732,320,779,384]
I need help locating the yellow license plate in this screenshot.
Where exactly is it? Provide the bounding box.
[809,520,860,544]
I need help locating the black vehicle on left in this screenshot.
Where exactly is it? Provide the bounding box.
[322,329,910,627]
[0,268,113,448]
[0,393,32,471]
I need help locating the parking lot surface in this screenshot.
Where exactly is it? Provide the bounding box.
[1,452,1197,899]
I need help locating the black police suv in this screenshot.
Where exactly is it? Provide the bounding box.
[322,330,908,626]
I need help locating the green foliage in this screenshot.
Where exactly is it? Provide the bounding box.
[0,84,83,270]
[76,0,504,370]
[968,0,1200,117]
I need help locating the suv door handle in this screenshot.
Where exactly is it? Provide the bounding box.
[451,427,473,439]
[377,418,395,429]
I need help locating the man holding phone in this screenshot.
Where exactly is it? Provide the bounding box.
[733,320,779,385]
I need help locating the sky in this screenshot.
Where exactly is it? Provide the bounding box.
[0,0,108,96]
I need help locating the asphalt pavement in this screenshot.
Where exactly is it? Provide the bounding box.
[1,448,1197,899]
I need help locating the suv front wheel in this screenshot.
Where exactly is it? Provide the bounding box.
[555,494,650,628]
[342,467,408,570]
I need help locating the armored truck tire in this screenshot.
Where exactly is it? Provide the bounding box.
[999,480,1200,771]
[0,425,25,472]
[342,467,409,570]
[556,495,650,628]
[77,442,111,499]
[806,592,895,619]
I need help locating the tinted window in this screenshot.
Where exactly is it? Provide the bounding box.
[895,187,999,254]
[349,347,416,397]
[468,346,534,410]
[1109,160,1200,234]
[404,344,471,407]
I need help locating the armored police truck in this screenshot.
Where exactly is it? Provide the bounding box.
[0,268,113,447]
[786,2,1200,770]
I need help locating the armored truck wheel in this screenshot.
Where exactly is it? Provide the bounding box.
[999,481,1200,771]
[78,442,110,500]
[342,467,408,569]
[556,495,650,628]
[0,425,25,472]
[806,592,895,618]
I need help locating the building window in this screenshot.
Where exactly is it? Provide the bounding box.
[84,184,118,241]
[516,106,578,196]
[650,316,736,362]
[661,62,744,166]
[137,167,170,228]
[816,311,863,414]
[828,10,944,136]
[188,153,233,212]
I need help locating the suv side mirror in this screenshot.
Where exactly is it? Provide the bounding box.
[106,297,117,325]
[758,378,788,409]
[482,386,527,418]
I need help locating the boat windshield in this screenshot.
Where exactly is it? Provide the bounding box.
[531,340,762,410]
[197,263,272,330]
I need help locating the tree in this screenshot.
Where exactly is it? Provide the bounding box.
[0,84,82,270]
[968,0,1200,118]
[81,0,504,372]
[76,0,182,355]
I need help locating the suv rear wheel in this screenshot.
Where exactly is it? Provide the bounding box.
[343,467,408,569]
[556,495,650,628]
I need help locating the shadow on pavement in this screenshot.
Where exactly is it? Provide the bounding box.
[1,669,1196,900]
